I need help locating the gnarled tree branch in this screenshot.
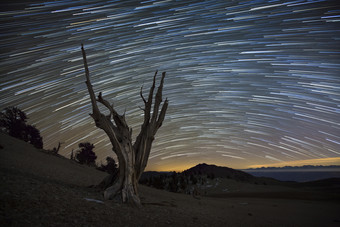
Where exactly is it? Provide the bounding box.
[81,44,168,206]
[81,44,100,119]
[133,72,168,179]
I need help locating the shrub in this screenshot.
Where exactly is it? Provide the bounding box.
[97,156,118,175]
[0,107,43,149]
[76,142,97,166]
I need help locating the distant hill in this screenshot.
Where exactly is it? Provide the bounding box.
[141,163,282,188]
[142,163,340,188]
[183,163,255,182]
[141,163,257,183]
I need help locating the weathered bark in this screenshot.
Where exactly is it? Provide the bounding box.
[81,44,168,206]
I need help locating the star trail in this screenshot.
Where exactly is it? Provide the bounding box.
[1,0,339,171]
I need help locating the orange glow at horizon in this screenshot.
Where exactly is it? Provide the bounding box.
[145,157,340,172]
[145,162,201,172]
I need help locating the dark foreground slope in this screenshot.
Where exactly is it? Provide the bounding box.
[1,132,340,227]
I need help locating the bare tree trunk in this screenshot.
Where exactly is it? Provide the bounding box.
[81,44,168,206]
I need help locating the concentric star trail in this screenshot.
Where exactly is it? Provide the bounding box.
[1,0,339,171]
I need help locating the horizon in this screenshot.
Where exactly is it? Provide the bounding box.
[146,163,340,173]
[145,159,340,172]
[144,156,340,172]
[1,0,339,171]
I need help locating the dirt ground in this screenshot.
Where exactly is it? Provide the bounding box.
[1,133,340,227]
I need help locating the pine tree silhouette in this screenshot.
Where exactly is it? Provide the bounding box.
[76,142,97,166]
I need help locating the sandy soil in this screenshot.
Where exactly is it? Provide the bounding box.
[1,132,340,226]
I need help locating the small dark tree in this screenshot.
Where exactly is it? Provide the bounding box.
[105,156,118,175]
[70,149,74,160]
[97,156,120,189]
[169,172,179,192]
[24,125,43,149]
[49,142,62,155]
[0,107,43,149]
[76,142,97,166]
[97,156,119,175]
[0,107,27,138]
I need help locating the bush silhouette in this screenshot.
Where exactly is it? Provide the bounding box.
[0,107,43,149]
[97,156,118,175]
[24,125,43,149]
[76,142,97,166]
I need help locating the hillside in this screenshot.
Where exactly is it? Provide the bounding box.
[182,163,282,185]
[1,132,340,226]
[141,163,340,198]
[184,163,254,181]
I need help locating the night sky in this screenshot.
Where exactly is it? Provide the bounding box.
[1,0,339,171]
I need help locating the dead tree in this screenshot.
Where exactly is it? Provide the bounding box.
[81,44,168,206]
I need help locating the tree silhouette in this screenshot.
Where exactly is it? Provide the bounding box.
[97,156,120,190]
[76,142,97,166]
[97,156,119,175]
[81,44,168,206]
[0,107,27,138]
[49,142,62,155]
[0,107,43,149]
[169,172,179,192]
[24,125,43,149]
